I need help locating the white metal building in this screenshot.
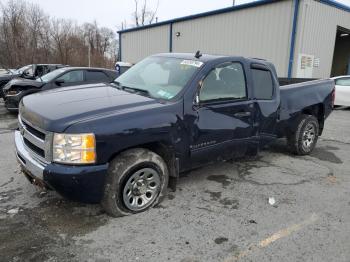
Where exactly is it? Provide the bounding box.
[118,0,350,78]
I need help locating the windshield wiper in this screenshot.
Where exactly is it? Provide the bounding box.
[112,82,151,97]
[123,86,150,96]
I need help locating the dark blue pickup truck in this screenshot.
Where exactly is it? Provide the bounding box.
[15,53,335,217]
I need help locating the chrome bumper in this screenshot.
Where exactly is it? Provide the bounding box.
[15,130,45,180]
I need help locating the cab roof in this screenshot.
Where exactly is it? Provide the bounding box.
[57,67,116,72]
[154,52,270,65]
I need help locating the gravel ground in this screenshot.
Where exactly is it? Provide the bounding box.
[0,100,349,262]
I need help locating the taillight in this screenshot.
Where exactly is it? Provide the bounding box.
[331,87,336,108]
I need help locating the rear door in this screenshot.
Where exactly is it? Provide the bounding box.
[189,61,254,166]
[85,70,111,84]
[250,64,280,145]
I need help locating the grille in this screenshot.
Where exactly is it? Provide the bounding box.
[21,119,46,140]
[19,115,50,163]
[23,137,45,158]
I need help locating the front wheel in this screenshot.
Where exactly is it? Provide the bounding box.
[102,148,169,217]
[287,114,319,155]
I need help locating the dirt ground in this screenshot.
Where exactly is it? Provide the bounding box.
[0,101,349,262]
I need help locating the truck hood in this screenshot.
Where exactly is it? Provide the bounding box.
[3,78,44,91]
[20,83,163,132]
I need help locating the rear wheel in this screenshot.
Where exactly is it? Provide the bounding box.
[287,115,319,155]
[102,148,169,217]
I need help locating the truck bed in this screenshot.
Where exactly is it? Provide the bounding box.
[278,77,317,86]
[279,79,334,121]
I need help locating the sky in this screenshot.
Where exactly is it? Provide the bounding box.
[4,0,350,31]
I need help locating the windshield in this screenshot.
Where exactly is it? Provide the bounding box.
[37,68,66,82]
[114,56,202,100]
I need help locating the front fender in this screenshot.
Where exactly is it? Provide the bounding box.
[65,102,185,164]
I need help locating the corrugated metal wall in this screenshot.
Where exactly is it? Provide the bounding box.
[172,0,294,76]
[293,0,350,78]
[120,0,350,78]
[121,25,170,64]
[120,0,294,76]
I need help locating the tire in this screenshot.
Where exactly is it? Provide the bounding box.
[287,114,319,155]
[102,148,169,217]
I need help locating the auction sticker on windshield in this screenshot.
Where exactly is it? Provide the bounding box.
[180,60,203,68]
[157,90,174,99]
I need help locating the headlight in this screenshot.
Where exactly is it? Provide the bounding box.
[6,89,21,96]
[53,133,96,164]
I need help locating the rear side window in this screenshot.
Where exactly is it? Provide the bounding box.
[335,78,350,86]
[252,69,274,100]
[86,71,110,82]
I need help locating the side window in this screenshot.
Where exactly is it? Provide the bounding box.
[336,78,350,86]
[199,62,246,102]
[57,70,84,83]
[86,71,110,82]
[252,69,274,100]
[35,65,44,77]
[42,66,50,75]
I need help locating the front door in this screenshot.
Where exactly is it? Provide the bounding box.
[53,70,85,88]
[189,62,254,166]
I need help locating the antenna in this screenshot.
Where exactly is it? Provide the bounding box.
[195,50,202,59]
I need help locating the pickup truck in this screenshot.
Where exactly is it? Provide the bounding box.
[15,53,335,217]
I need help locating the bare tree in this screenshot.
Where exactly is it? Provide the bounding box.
[0,0,27,66]
[133,0,159,27]
[0,0,117,69]
[27,3,46,63]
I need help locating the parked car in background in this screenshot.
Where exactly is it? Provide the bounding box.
[331,75,350,107]
[15,53,335,216]
[3,67,118,111]
[0,64,66,99]
[115,61,133,76]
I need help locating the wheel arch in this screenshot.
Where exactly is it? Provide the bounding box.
[301,103,325,135]
[108,141,179,179]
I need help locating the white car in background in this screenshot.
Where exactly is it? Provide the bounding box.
[331,76,350,107]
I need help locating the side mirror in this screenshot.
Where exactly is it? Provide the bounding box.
[55,79,65,86]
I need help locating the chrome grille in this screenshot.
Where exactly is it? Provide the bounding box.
[21,120,45,140]
[18,115,52,163]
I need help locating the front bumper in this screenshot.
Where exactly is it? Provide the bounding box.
[15,131,108,203]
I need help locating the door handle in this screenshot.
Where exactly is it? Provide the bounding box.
[234,111,251,118]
